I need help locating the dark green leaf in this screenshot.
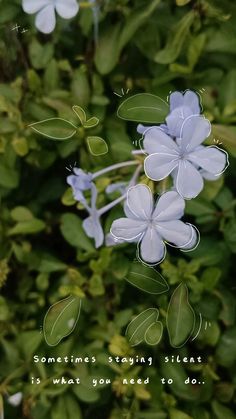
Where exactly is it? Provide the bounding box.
[125,261,169,294]
[167,283,195,347]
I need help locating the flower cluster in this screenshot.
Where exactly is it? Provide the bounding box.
[66,90,228,265]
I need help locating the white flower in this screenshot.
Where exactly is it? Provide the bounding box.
[22,0,79,34]
[143,115,228,199]
[110,184,198,265]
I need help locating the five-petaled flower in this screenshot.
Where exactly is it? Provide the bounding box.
[144,115,228,199]
[22,0,79,34]
[110,184,198,265]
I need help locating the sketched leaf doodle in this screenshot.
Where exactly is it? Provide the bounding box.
[145,321,163,345]
[72,105,87,125]
[117,93,169,123]
[84,117,100,129]
[125,261,169,294]
[44,295,81,346]
[87,136,108,156]
[167,283,195,348]
[126,308,160,346]
[29,118,77,140]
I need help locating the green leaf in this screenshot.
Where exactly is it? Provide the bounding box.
[126,308,160,346]
[29,118,77,140]
[169,409,193,419]
[72,105,87,125]
[145,322,163,345]
[18,331,42,358]
[43,295,82,346]
[125,261,169,294]
[38,255,67,273]
[119,0,162,51]
[10,206,34,222]
[167,283,195,348]
[73,383,100,403]
[84,117,99,129]
[95,23,121,75]
[211,400,236,419]
[87,136,108,156]
[117,93,169,123]
[8,219,46,235]
[60,213,95,252]
[211,125,236,157]
[29,39,54,70]
[0,164,19,188]
[216,327,236,367]
[155,11,195,64]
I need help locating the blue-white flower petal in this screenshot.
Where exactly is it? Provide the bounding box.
[83,214,104,248]
[143,127,178,155]
[111,218,147,241]
[144,153,178,181]
[152,191,185,221]
[127,184,153,220]
[169,91,184,112]
[156,220,193,247]
[22,0,50,14]
[55,0,79,19]
[180,115,211,153]
[139,227,165,264]
[187,146,227,175]
[35,4,56,33]
[183,90,201,114]
[176,160,204,199]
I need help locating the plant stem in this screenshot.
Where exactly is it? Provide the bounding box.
[98,165,142,216]
[92,160,139,179]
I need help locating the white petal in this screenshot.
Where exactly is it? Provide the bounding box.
[183,90,201,114]
[55,0,79,19]
[111,218,147,241]
[169,91,183,111]
[143,127,178,155]
[181,225,200,251]
[139,227,165,264]
[156,220,193,247]
[166,106,192,137]
[8,392,23,407]
[180,115,211,153]
[187,146,227,175]
[152,191,185,221]
[176,160,204,199]
[35,5,56,33]
[127,184,153,220]
[144,153,179,181]
[22,0,50,14]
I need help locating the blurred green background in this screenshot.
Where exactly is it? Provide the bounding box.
[0,0,236,418]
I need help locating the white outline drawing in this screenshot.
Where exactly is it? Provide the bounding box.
[166,283,196,348]
[43,296,82,347]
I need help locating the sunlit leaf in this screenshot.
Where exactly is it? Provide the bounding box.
[87,136,108,156]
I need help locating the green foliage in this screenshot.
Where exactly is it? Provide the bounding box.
[0,0,236,418]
